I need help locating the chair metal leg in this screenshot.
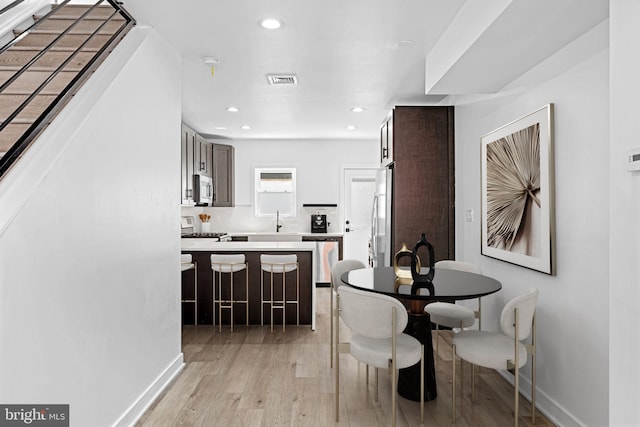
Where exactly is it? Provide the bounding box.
[230,272,234,332]
[514,363,519,427]
[282,271,286,333]
[374,367,378,401]
[391,307,397,427]
[270,271,274,332]
[334,295,340,422]
[366,364,369,384]
[532,314,537,424]
[420,344,424,424]
[216,271,222,332]
[514,307,520,427]
[245,266,249,327]
[330,286,334,368]
[471,363,476,402]
[452,343,456,424]
[260,271,264,326]
[194,262,198,326]
[434,323,440,364]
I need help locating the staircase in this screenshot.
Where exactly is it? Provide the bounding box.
[0,0,134,178]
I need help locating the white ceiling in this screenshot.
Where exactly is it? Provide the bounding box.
[120,0,609,140]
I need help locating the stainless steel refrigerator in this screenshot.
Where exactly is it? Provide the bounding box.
[370,164,393,267]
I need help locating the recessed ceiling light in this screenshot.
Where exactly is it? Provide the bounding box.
[226,106,239,112]
[346,125,356,131]
[241,125,251,130]
[215,126,227,130]
[260,18,283,30]
[351,107,365,113]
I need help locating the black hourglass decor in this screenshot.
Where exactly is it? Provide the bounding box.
[410,233,435,295]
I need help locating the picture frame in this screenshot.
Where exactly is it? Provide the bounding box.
[480,104,555,275]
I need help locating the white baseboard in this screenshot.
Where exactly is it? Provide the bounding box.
[497,369,586,427]
[114,353,185,427]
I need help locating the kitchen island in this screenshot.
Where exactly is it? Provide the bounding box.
[181,240,317,330]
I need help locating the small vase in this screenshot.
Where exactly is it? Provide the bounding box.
[411,233,434,283]
[394,243,420,279]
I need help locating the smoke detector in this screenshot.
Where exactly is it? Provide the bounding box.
[202,57,220,65]
[266,74,298,85]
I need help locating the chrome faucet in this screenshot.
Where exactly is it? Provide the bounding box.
[276,210,283,232]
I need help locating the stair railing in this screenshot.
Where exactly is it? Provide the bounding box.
[0,0,136,178]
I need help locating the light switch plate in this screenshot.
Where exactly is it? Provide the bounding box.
[465,209,474,222]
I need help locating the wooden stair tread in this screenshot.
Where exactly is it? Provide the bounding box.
[1,123,31,151]
[42,5,121,19]
[14,33,117,50]
[4,46,101,53]
[0,69,77,93]
[0,50,97,69]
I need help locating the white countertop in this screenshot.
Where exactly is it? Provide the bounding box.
[181,240,318,251]
[227,232,343,237]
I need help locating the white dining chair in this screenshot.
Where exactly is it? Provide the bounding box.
[329,259,366,368]
[424,260,483,359]
[452,288,538,426]
[335,286,424,427]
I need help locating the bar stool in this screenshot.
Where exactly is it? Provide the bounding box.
[180,254,197,325]
[211,254,249,332]
[260,254,299,332]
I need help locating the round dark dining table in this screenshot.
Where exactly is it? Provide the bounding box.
[341,266,502,402]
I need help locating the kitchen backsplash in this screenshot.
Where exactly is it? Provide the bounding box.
[181,205,340,234]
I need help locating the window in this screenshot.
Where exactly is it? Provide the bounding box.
[254,167,296,217]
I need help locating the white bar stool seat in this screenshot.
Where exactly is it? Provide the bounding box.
[211,254,248,332]
[260,254,299,332]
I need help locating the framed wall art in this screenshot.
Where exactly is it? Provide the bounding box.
[481,104,555,274]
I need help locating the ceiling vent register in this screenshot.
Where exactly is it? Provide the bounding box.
[266,74,298,85]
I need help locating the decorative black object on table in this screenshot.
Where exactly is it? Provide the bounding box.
[341,266,502,402]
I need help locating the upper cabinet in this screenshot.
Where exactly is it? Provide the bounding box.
[181,124,196,205]
[195,134,213,178]
[181,124,235,206]
[385,106,455,262]
[380,111,394,166]
[212,143,235,207]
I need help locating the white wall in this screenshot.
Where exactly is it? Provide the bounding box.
[454,49,609,425]
[609,1,640,425]
[182,138,379,234]
[0,28,183,426]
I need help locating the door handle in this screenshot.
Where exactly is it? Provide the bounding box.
[345,220,350,232]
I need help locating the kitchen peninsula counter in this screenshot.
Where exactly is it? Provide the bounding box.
[180,240,317,330]
[181,240,318,251]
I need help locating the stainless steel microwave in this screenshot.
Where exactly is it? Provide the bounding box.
[193,174,213,205]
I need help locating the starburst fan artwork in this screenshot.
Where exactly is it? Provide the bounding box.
[481,104,555,275]
[486,123,540,252]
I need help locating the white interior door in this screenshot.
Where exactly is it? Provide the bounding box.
[342,168,378,265]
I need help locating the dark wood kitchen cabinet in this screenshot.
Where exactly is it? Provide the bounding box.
[181,249,313,326]
[380,111,394,166]
[195,134,212,177]
[386,106,455,262]
[180,124,197,204]
[212,143,234,207]
[181,124,219,205]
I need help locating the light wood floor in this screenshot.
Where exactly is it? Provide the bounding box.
[136,288,554,426]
